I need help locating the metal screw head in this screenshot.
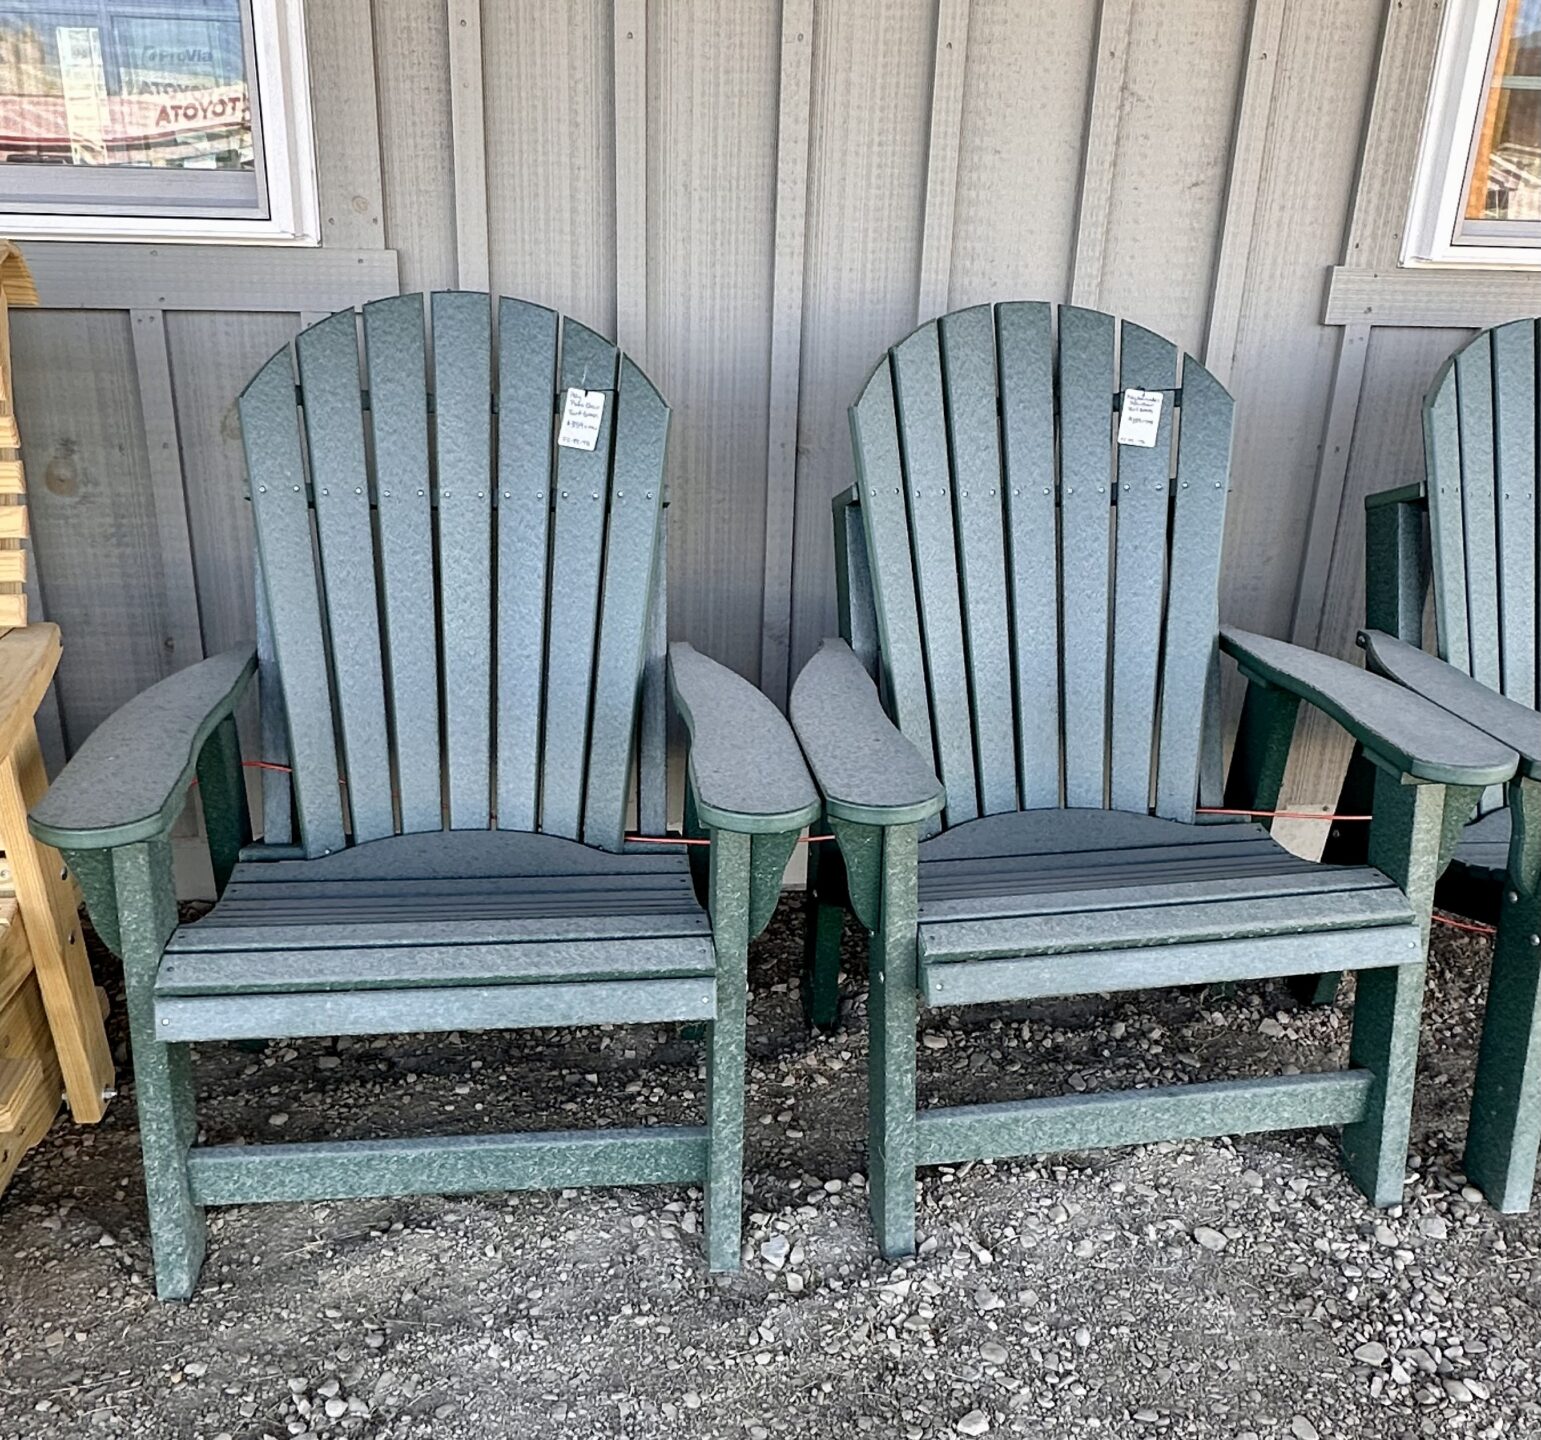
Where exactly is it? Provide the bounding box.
[418,489,425,497]
[258,485,267,493]
[383,489,391,497]
[321,488,329,496]
[562,491,569,499]
[293,484,301,492]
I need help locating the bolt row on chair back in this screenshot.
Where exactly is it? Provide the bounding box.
[793,302,1507,1257]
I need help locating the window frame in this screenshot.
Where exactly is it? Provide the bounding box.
[0,0,318,245]
[1406,0,1541,268]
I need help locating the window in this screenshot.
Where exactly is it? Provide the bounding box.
[1408,0,1541,264]
[0,0,316,242]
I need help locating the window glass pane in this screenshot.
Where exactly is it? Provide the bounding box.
[0,2,252,174]
[1466,0,1541,223]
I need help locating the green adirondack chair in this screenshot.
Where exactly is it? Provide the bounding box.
[788,302,1517,1258]
[27,293,819,1299]
[1347,316,1541,1212]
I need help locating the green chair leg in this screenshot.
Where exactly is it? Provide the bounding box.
[802,836,846,1032]
[1341,961,1427,1205]
[868,824,918,1258]
[1465,888,1541,1211]
[704,828,750,1271]
[114,839,205,1300]
[1341,773,1445,1207]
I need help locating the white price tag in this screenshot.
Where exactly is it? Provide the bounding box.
[1117,388,1164,448]
[557,387,605,451]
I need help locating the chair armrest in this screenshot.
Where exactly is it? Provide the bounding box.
[29,646,257,850]
[667,642,820,833]
[789,639,945,825]
[1361,628,1541,777]
[1219,626,1516,787]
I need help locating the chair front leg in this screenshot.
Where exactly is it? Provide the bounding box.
[868,822,919,1258]
[112,837,205,1299]
[1467,775,1541,1211]
[1342,770,1446,1206]
[704,827,751,1270]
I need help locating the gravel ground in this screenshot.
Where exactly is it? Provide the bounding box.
[1,901,1539,1440]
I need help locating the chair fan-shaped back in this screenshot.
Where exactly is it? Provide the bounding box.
[238,293,670,857]
[844,302,1235,828]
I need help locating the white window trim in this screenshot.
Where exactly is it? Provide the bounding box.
[0,0,319,246]
[1405,0,1541,269]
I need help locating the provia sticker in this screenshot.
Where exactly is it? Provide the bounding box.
[557,387,605,451]
[1117,388,1163,448]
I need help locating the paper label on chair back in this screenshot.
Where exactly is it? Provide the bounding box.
[1117,388,1163,448]
[558,388,606,451]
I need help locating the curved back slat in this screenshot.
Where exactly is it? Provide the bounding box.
[239,293,670,856]
[298,312,394,842]
[1425,316,1541,816]
[364,295,441,833]
[844,302,1235,829]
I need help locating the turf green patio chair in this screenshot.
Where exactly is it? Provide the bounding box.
[1346,316,1541,1212]
[27,293,818,1299]
[788,301,1517,1258]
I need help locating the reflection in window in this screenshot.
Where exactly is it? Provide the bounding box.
[1467,0,1541,222]
[0,2,253,173]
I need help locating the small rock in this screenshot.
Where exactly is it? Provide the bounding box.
[1260,1018,1286,1037]
[183,1362,207,1379]
[1290,1418,1319,1440]
[1074,1327,1091,1349]
[1193,1227,1227,1252]
[1460,1185,1484,1203]
[1420,1215,1448,1240]
[785,1272,805,1294]
[973,1287,1004,1313]
[921,1033,949,1051]
[1354,1342,1389,1367]
[1443,1378,1472,1404]
[324,1398,348,1419]
[955,1411,989,1436]
[760,1236,790,1268]
[316,1056,341,1070]
[268,1112,290,1128]
[979,1342,1008,1366]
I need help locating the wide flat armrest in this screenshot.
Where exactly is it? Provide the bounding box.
[789,639,944,825]
[668,642,820,833]
[1220,626,1516,787]
[30,646,257,850]
[1361,628,1541,776]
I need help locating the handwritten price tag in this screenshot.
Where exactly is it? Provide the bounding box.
[557,388,605,451]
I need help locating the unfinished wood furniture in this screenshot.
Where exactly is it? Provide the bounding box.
[789,302,1517,1258]
[0,623,114,1195]
[0,242,36,627]
[1344,316,1541,1213]
[29,293,818,1298]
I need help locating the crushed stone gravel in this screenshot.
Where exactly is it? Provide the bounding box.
[1,902,1538,1439]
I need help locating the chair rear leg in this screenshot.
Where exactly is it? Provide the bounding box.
[1466,881,1541,1212]
[803,836,847,1031]
[704,829,750,1271]
[869,824,918,1258]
